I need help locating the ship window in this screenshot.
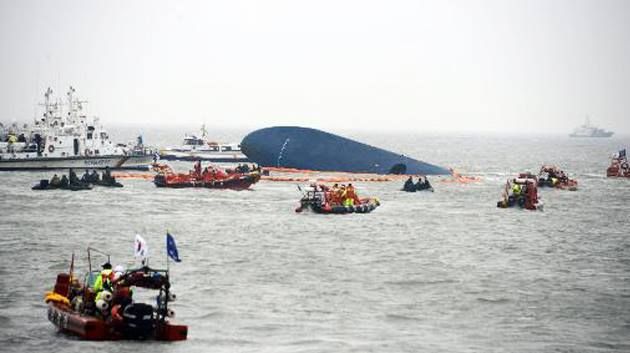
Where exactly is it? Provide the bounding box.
[221,146,232,152]
[87,132,93,139]
[95,149,100,155]
[100,132,108,140]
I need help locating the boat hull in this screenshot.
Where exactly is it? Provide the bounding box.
[159,151,249,162]
[298,198,380,214]
[47,302,187,341]
[0,155,153,170]
[154,173,260,190]
[569,133,614,138]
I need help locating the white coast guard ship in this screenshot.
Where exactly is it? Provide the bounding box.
[0,87,155,170]
[569,117,614,138]
[159,125,249,162]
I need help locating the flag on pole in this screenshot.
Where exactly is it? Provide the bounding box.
[619,149,626,159]
[166,232,181,262]
[134,234,148,259]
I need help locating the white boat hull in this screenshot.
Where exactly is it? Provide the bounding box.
[0,155,153,170]
[159,150,249,162]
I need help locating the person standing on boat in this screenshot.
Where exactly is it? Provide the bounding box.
[94,262,115,310]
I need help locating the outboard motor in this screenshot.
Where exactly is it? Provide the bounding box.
[122,303,155,339]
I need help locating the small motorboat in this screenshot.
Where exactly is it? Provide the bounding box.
[153,162,260,190]
[537,165,578,190]
[402,176,434,192]
[607,149,630,178]
[295,184,380,214]
[496,174,542,211]
[45,249,187,341]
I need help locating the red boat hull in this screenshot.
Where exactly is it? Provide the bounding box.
[154,172,260,190]
[47,302,188,341]
[607,166,630,178]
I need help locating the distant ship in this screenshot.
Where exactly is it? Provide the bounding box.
[0,87,154,170]
[241,126,450,175]
[569,117,613,138]
[159,125,249,162]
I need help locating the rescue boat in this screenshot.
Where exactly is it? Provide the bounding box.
[153,163,260,190]
[295,184,380,214]
[607,149,630,178]
[537,165,578,190]
[496,174,542,211]
[44,250,187,341]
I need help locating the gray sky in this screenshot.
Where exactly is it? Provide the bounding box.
[1,0,629,134]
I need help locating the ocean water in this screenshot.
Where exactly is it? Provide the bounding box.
[0,130,629,353]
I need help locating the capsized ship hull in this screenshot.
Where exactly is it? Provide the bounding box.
[241,126,450,175]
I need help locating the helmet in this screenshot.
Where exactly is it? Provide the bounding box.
[96,299,109,311]
[101,290,113,302]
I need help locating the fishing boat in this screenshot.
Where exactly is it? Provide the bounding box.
[44,249,187,341]
[0,87,155,170]
[569,117,613,138]
[153,162,260,189]
[160,125,249,162]
[295,184,380,214]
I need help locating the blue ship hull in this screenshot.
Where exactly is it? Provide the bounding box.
[241,126,450,175]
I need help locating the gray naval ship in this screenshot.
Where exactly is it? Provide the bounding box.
[0,87,155,170]
[569,117,614,138]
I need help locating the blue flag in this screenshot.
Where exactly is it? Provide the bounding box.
[166,233,181,262]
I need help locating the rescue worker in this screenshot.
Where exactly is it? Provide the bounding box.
[69,168,81,186]
[94,262,114,294]
[511,180,522,196]
[7,133,17,152]
[90,169,100,183]
[345,183,360,205]
[49,174,61,188]
[423,176,432,190]
[415,176,427,191]
[403,176,415,191]
[81,170,91,183]
[60,174,69,188]
[103,167,112,182]
[194,160,202,175]
[94,262,115,313]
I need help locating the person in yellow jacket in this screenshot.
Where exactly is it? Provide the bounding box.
[511,182,522,196]
[94,262,114,302]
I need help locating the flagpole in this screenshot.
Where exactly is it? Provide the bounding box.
[166,230,170,276]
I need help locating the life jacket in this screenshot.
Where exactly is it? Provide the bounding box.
[95,269,114,292]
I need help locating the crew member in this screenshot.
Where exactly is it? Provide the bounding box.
[50,174,61,187]
[511,181,522,196]
[69,168,81,185]
[403,176,414,191]
[60,175,69,188]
